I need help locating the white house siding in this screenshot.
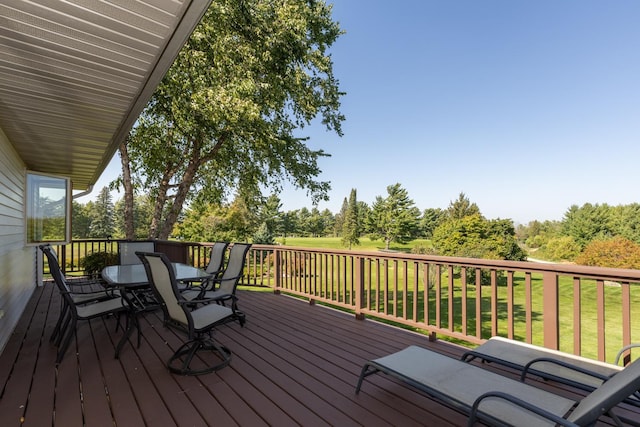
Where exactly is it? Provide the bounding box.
[0,128,35,354]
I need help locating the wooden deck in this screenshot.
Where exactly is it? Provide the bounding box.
[1,284,639,426]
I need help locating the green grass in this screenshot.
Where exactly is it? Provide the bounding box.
[262,237,640,362]
[276,236,431,252]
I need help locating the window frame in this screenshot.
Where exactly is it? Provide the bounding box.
[25,171,71,245]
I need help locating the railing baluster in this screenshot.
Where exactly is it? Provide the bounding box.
[51,240,640,361]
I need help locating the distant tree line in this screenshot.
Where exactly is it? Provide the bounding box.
[517,203,640,268]
[74,184,526,265]
[75,184,640,268]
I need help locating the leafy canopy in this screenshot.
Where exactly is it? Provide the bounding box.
[122,0,345,239]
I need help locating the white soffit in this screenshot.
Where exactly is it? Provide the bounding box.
[0,0,211,189]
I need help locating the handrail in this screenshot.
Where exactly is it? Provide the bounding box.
[49,239,640,364]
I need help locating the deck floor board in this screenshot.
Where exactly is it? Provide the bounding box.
[1,284,639,426]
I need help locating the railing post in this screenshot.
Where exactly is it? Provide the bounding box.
[355,256,365,320]
[542,271,560,350]
[273,248,281,294]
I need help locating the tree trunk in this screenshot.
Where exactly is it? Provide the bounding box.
[149,168,173,239]
[118,140,135,240]
[158,157,201,239]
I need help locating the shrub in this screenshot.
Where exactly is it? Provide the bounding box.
[411,244,436,255]
[80,251,119,276]
[575,237,640,269]
[544,236,581,262]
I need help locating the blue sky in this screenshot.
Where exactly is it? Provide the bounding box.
[82,0,640,225]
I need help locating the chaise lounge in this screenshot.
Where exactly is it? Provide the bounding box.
[461,336,640,406]
[356,345,640,426]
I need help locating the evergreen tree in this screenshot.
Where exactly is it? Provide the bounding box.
[562,203,613,249]
[420,207,445,238]
[341,188,360,249]
[447,192,481,220]
[368,183,420,250]
[252,222,276,245]
[334,197,348,236]
[320,209,336,236]
[89,187,114,238]
[259,194,283,237]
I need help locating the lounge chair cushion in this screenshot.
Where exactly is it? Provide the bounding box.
[361,346,575,427]
[463,336,623,390]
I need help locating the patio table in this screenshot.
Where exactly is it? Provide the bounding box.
[102,263,210,357]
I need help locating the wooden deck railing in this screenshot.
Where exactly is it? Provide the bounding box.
[51,240,640,364]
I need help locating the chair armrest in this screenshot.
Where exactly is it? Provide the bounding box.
[66,276,104,288]
[209,274,243,287]
[615,343,640,366]
[179,294,237,306]
[521,357,611,385]
[469,391,579,427]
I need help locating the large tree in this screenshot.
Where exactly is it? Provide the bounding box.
[368,183,421,250]
[119,0,344,239]
[432,214,526,261]
[562,203,613,249]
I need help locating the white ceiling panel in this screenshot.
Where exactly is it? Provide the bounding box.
[0,0,212,189]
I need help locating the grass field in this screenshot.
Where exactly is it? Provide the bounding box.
[275,236,431,252]
[269,237,640,362]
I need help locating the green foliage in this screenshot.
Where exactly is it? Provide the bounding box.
[411,243,436,255]
[113,195,154,239]
[258,194,283,237]
[446,192,481,220]
[341,188,360,249]
[277,236,431,252]
[575,237,640,269]
[252,222,276,245]
[368,183,421,250]
[72,200,92,238]
[176,196,258,242]
[89,187,114,238]
[334,197,348,236]
[420,207,446,238]
[544,236,581,261]
[432,214,526,261]
[80,251,119,276]
[610,203,640,244]
[123,0,345,239]
[562,203,613,249]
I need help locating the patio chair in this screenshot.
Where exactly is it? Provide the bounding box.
[356,345,640,426]
[181,243,251,327]
[179,241,229,291]
[118,241,155,265]
[137,251,234,375]
[461,336,640,406]
[40,245,128,363]
[40,244,109,291]
[40,245,122,343]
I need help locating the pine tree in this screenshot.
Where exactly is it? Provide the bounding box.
[341,189,360,249]
[89,187,115,238]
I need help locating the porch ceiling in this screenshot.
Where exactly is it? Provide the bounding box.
[0,0,211,190]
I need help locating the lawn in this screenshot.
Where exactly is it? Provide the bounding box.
[268,237,640,362]
[276,236,431,252]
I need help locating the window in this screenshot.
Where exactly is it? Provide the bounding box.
[26,172,71,244]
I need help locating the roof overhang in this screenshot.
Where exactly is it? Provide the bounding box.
[0,0,212,190]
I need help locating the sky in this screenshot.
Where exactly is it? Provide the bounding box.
[79,0,640,225]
